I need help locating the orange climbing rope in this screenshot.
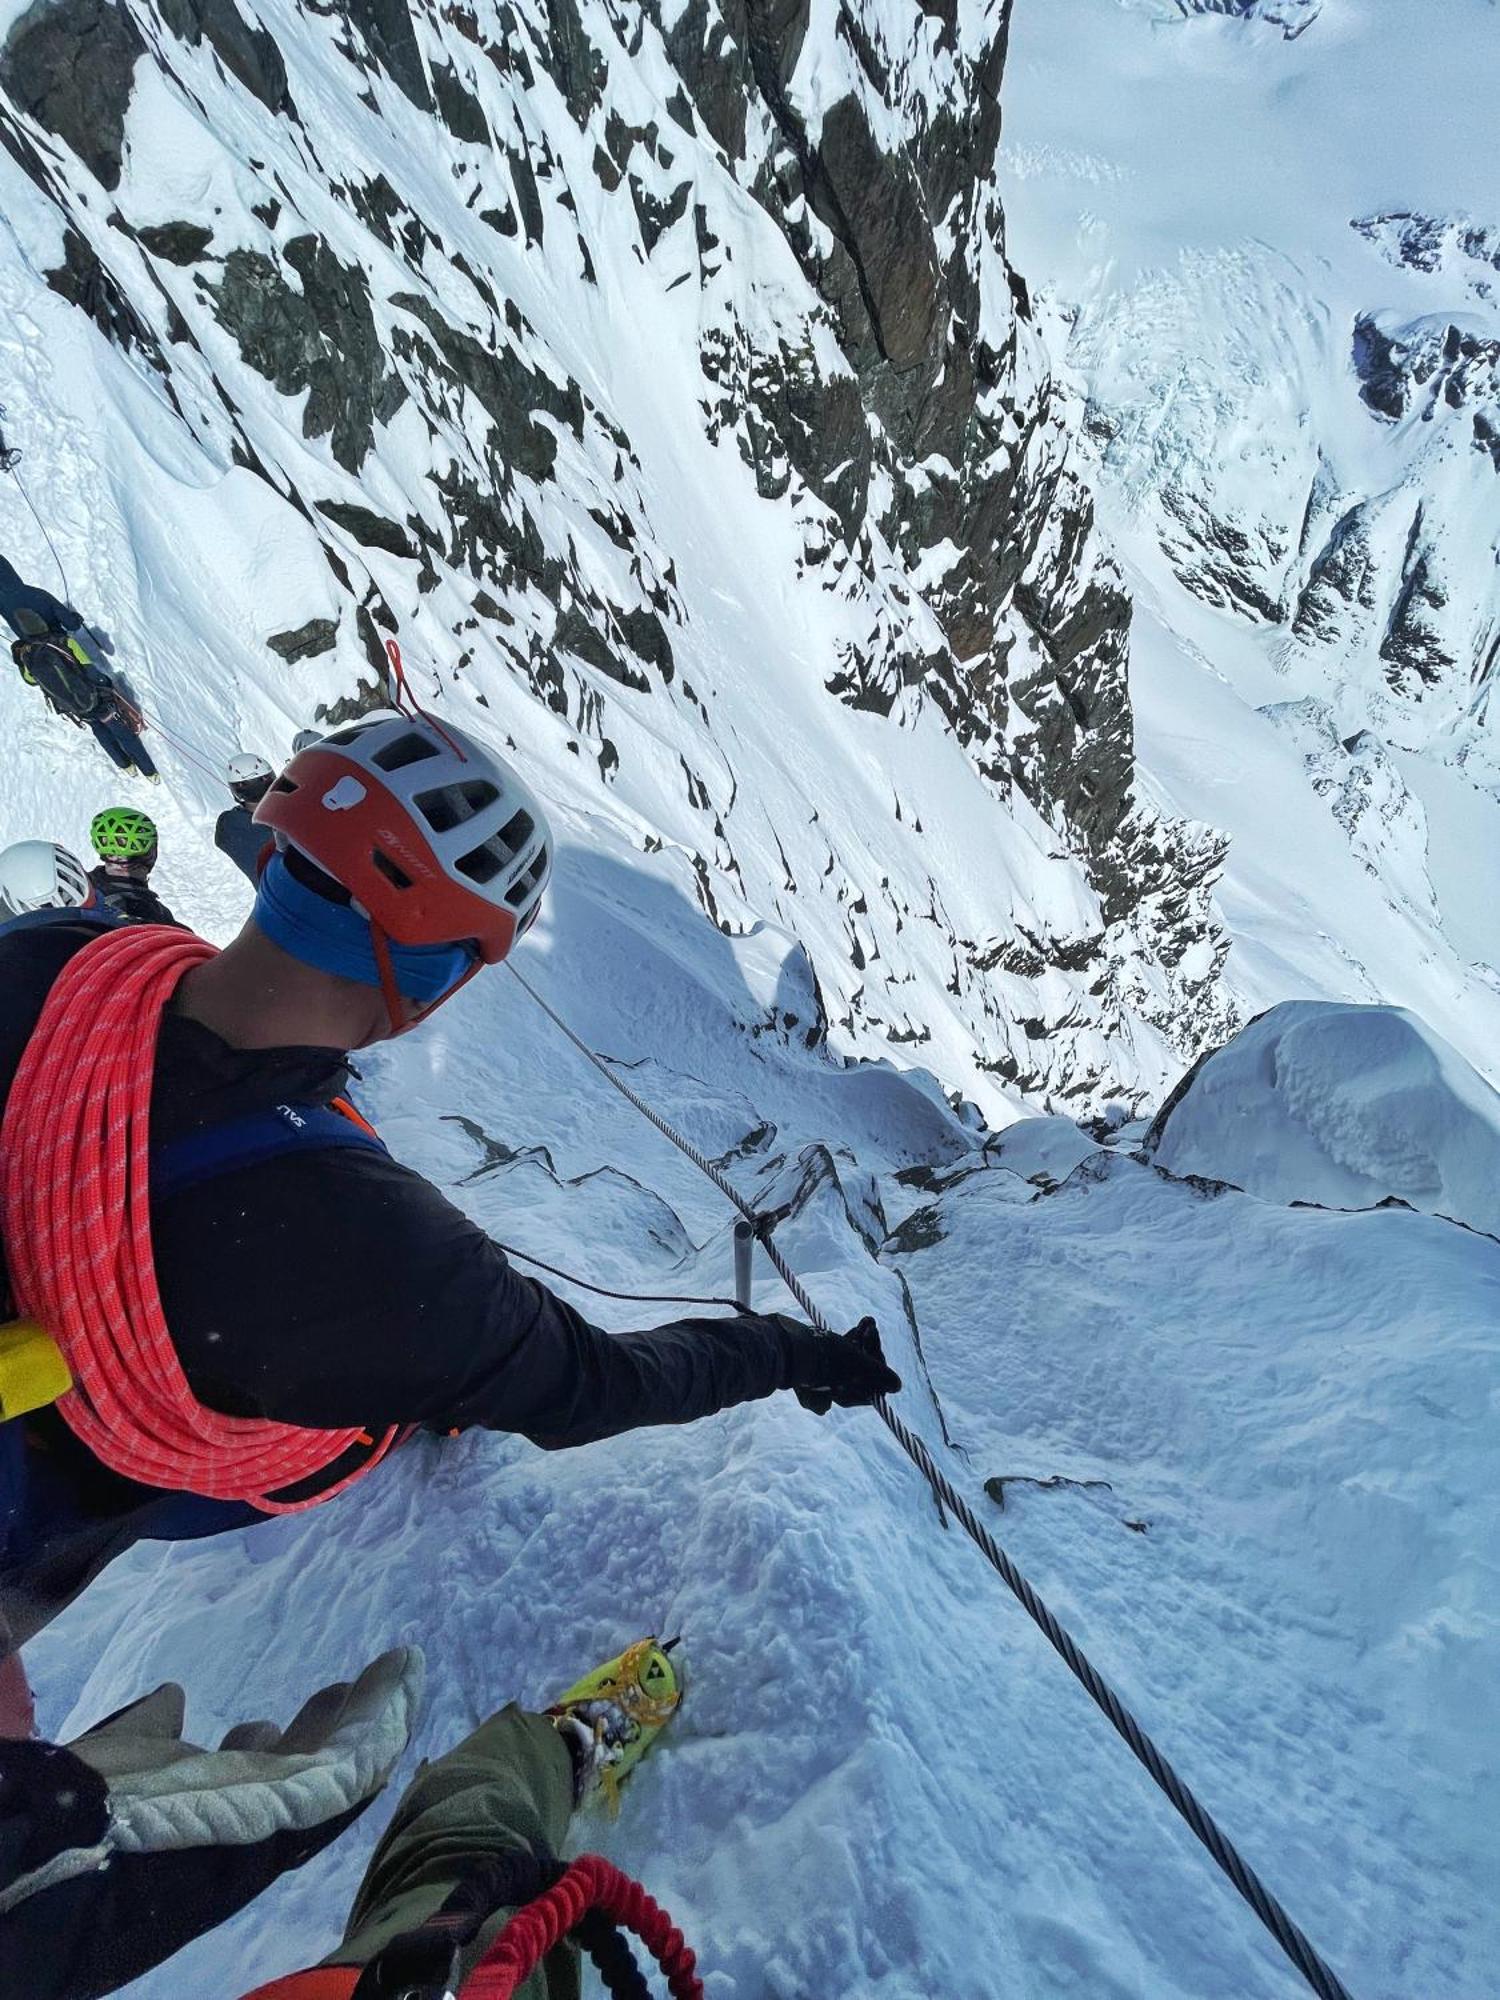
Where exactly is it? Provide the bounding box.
[0,924,399,1512]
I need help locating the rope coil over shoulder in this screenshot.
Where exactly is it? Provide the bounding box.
[0,925,399,1513]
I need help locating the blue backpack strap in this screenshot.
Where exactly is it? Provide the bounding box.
[151,1104,387,1203]
[0,907,122,943]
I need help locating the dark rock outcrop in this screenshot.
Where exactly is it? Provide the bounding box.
[316,502,416,559]
[1173,0,1321,31]
[678,5,1145,883]
[0,0,145,189]
[391,292,582,483]
[157,0,291,114]
[46,224,162,358]
[210,237,407,471]
[1354,312,1500,425]
[342,0,431,110]
[138,220,214,263]
[267,616,340,662]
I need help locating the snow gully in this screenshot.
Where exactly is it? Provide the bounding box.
[510,964,1358,2000]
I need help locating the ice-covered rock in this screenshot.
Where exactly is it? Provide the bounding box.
[1119,0,1322,31]
[1352,211,1500,301]
[1147,1000,1500,1235]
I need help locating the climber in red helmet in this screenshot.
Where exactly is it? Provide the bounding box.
[0,700,898,1661]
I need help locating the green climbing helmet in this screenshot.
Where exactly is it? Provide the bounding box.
[89,805,158,861]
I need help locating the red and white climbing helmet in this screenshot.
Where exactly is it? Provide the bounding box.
[254,710,552,963]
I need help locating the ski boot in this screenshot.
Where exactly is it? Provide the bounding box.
[547,1636,681,1811]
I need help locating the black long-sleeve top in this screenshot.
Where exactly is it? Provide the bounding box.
[0,918,797,1451]
[87,867,182,929]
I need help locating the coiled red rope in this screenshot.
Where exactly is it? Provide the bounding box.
[459,1854,702,2000]
[0,925,398,1512]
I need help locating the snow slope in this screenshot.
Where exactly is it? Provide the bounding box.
[26,945,1500,2000]
[0,3,1496,1997]
[998,0,1500,1084]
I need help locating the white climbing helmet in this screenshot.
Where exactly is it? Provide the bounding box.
[226,750,275,805]
[0,839,93,918]
[255,710,553,959]
[291,728,322,754]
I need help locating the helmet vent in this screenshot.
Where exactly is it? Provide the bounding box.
[415,779,501,833]
[505,845,549,906]
[371,732,442,773]
[498,809,534,857]
[455,838,507,885]
[370,848,414,892]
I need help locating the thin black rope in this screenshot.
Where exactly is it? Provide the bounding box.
[508,964,1356,2000]
[1,440,73,602]
[493,1237,741,1312]
[576,1911,653,2000]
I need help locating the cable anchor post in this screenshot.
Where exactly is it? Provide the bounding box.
[732,1216,757,1310]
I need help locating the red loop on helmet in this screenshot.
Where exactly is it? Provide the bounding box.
[386,638,470,763]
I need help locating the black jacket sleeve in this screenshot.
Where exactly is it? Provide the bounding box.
[152,1148,798,1447]
[0,562,81,634]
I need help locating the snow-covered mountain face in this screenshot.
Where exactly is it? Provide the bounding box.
[0,0,1235,1118]
[999,0,1500,1082]
[3,8,1498,2000]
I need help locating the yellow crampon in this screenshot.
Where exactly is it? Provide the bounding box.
[547,1636,681,1812]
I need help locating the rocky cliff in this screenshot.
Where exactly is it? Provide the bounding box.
[0,0,1235,1109]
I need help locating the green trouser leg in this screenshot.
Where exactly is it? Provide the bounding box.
[326,1703,580,2000]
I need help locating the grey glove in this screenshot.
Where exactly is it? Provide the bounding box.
[0,1648,424,2000]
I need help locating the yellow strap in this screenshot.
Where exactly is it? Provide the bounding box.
[0,1319,72,1420]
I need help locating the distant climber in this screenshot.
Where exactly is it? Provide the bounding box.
[215,750,274,882]
[0,1645,422,1997]
[0,840,96,924]
[88,807,182,928]
[0,706,899,1658]
[291,727,322,753]
[0,555,158,781]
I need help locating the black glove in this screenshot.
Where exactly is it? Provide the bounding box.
[777,1313,901,1414]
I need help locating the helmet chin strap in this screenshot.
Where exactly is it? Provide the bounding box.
[369,922,486,1039]
[369,922,406,1035]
